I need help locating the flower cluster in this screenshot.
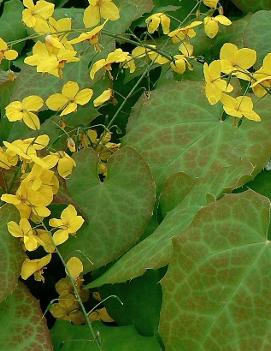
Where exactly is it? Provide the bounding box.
[203,43,267,122]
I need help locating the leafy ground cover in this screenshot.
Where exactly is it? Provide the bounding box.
[1,0,271,350]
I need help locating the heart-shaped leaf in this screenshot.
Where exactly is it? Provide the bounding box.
[160,190,271,351]
[60,147,156,271]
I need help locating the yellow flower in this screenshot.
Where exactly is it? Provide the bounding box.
[204,15,232,39]
[49,204,84,245]
[0,147,18,170]
[146,13,170,34]
[7,218,54,252]
[251,53,271,97]
[8,218,36,251]
[220,43,256,78]
[170,42,193,74]
[93,88,113,107]
[69,22,105,52]
[83,0,120,28]
[0,37,18,63]
[44,151,76,179]
[203,60,233,105]
[3,135,49,167]
[221,94,261,122]
[24,41,79,78]
[66,257,83,279]
[22,0,54,33]
[21,254,52,282]
[203,0,219,8]
[46,81,93,116]
[1,183,51,219]
[5,95,43,130]
[90,48,134,80]
[168,21,202,43]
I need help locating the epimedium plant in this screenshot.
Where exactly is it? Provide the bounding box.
[1,0,271,350]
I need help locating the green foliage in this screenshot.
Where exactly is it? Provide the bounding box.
[60,147,156,271]
[0,283,53,350]
[51,320,162,351]
[160,190,271,350]
[2,0,271,350]
[231,0,271,13]
[0,205,24,303]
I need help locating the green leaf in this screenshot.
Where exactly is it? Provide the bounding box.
[60,147,156,271]
[0,205,25,303]
[160,190,271,351]
[89,160,255,287]
[110,0,154,34]
[99,270,162,336]
[0,0,27,53]
[52,321,162,351]
[0,282,53,350]
[231,0,271,13]
[124,81,271,190]
[243,10,271,66]
[159,172,196,217]
[89,81,271,287]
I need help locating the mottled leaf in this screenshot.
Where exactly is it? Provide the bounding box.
[0,282,53,350]
[89,160,255,287]
[0,205,25,303]
[160,190,271,351]
[60,147,156,271]
[124,81,271,190]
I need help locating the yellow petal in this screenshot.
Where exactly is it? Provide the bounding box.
[22,95,43,111]
[22,9,36,27]
[100,1,120,21]
[57,156,76,178]
[4,49,18,61]
[161,14,170,34]
[75,88,93,105]
[60,102,78,116]
[83,5,100,28]
[146,15,160,34]
[204,18,219,39]
[7,221,23,238]
[46,93,69,111]
[236,48,256,70]
[62,81,79,99]
[90,59,106,80]
[53,229,69,245]
[215,15,232,26]
[22,111,40,130]
[205,82,222,105]
[66,257,83,279]
[1,193,21,205]
[220,43,238,62]
[243,111,261,122]
[93,89,112,107]
[236,96,253,112]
